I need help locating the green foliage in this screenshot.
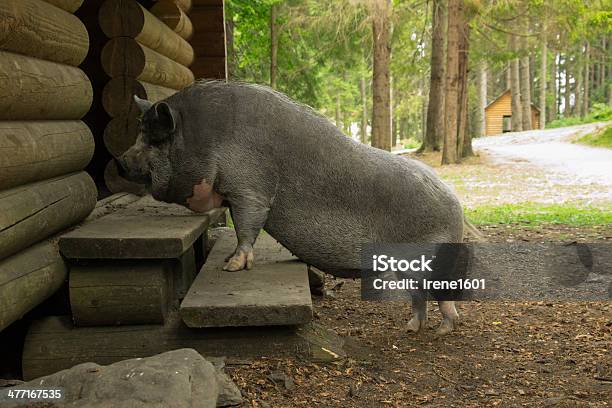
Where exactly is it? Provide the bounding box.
[575,125,612,148]
[466,203,612,226]
[547,104,612,128]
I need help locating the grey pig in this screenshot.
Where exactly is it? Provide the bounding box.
[118,81,465,335]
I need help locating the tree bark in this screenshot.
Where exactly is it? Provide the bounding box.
[456,4,471,157]
[519,37,532,129]
[510,35,523,132]
[371,0,392,151]
[476,62,487,137]
[441,0,460,164]
[539,34,547,129]
[550,52,558,123]
[360,77,368,143]
[270,3,279,89]
[564,55,571,117]
[421,0,446,152]
[372,0,391,150]
[575,58,583,117]
[583,42,590,116]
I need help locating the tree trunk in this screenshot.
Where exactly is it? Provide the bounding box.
[360,78,368,144]
[539,34,547,129]
[519,34,532,130]
[575,60,583,117]
[456,4,471,157]
[583,42,589,116]
[371,0,392,151]
[421,0,446,152]
[550,53,558,122]
[335,94,341,128]
[476,61,487,137]
[270,3,279,89]
[510,35,523,132]
[441,0,460,164]
[564,55,571,117]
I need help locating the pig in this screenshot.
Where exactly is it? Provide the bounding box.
[118,81,465,335]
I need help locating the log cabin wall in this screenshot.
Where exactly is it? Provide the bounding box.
[0,0,97,331]
[0,0,227,332]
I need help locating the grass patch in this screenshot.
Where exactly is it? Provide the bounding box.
[465,203,612,226]
[575,124,612,148]
[402,138,421,149]
[547,103,612,129]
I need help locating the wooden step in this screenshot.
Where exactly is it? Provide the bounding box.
[59,195,224,259]
[180,229,313,328]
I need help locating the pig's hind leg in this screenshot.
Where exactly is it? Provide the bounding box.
[223,198,270,272]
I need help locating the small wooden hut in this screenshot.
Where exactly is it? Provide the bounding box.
[484,89,540,136]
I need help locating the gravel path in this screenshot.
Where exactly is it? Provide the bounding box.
[474,122,612,188]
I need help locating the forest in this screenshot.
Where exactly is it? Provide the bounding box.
[225,0,612,164]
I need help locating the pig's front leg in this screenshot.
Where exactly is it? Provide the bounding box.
[223,199,270,272]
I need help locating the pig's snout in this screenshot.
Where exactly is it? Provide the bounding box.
[117,150,152,185]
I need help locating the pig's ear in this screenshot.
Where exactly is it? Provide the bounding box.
[154,102,176,134]
[133,95,153,114]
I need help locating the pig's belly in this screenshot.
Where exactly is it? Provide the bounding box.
[264,209,369,278]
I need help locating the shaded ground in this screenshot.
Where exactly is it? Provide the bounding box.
[228,126,611,407]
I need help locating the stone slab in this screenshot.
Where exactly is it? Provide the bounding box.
[59,195,225,259]
[180,229,313,327]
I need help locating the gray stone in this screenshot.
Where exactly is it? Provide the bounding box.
[4,349,241,408]
[180,229,313,328]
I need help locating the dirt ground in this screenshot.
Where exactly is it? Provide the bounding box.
[228,223,611,408]
[228,150,611,407]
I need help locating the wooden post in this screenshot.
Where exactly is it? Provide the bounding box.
[0,172,97,260]
[41,0,84,13]
[102,38,194,90]
[70,261,171,326]
[0,121,94,191]
[0,0,88,66]
[102,77,176,117]
[150,0,194,40]
[99,0,194,67]
[0,51,93,120]
[0,241,68,332]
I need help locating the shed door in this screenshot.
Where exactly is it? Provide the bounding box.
[502,115,512,132]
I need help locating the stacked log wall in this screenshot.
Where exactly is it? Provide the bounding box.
[0,0,97,331]
[98,0,197,193]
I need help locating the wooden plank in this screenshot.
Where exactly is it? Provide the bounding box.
[180,230,313,328]
[99,0,194,66]
[0,51,93,120]
[0,172,97,260]
[59,196,225,259]
[22,314,345,380]
[102,76,176,118]
[40,0,84,13]
[0,121,94,191]
[0,241,67,332]
[70,261,170,326]
[190,57,226,80]
[150,0,193,40]
[0,0,88,66]
[101,38,194,90]
[190,31,225,57]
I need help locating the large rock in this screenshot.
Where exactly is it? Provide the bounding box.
[3,349,241,407]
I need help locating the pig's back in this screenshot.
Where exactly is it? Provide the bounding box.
[251,89,463,276]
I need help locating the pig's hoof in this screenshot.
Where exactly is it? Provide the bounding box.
[435,319,455,337]
[407,315,426,333]
[223,250,254,272]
